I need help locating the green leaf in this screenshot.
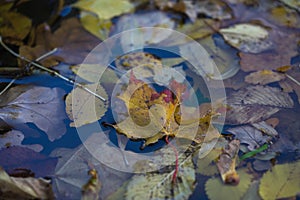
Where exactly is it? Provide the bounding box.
[65,84,108,127]
[73,0,134,20]
[205,169,252,200]
[80,11,112,41]
[125,158,195,200]
[259,160,300,200]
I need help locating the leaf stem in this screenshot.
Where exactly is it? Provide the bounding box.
[0,36,106,102]
[165,136,178,183]
[0,76,17,96]
[286,74,300,87]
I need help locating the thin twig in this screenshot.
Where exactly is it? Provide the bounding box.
[0,36,106,102]
[286,74,300,86]
[0,76,17,96]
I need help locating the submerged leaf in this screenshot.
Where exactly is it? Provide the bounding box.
[225,85,294,124]
[205,169,252,200]
[65,83,108,127]
[0,85,66,141]
[125,158,195,200]
[227,122,278,151]
[220,23,272,54]
[81,169,101,200]
[0,167,53,199]
[245,70,285,85]
[73,0,133,20]
[259,160,300,200]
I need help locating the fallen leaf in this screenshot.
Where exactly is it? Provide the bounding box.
[81,169,101,200]
[267,6,300,28]
[65,83,108,127]
[245,69,285,85]
[220,23,273,54]
[73,0,134,20]
[0,85,67,141]
[154,0,197,22]
[279,0,300,12]
[79,11,112,41]
[0,10,32,45]
[216,140,240,185]
[205,169,252,200]
[239,31,299,72]
[224,85,294,124]
[259,160,300,200]
[19,18,102,67]
[175,19,220,41]
[50,132,131,199]
[0,146,57,178]
[279,66,300,104]
[115,52,163,80]
[199,35,241,80]
[0,167,54,200]
[71,64,119,84]
[0,130,43,152]
[125,158,195,200]
[113,11,175,51]
[194,0,233,20]
[227,122,278,151]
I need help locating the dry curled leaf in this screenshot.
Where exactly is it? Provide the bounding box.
[216,140,240,185]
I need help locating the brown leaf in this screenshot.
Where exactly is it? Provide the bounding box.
[245,69,285,85]
[240,31,299,72]
[0,146,57,177]
[216,139,240,185]
[19,18,101,67]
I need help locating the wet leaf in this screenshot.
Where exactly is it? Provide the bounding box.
[0,130,42,152]
[239,31,299,72]
[220,23,272,54]
[245,70,285,85]
[199,35,241,80]
[175,19,220,41]
[194,0,233,20]
[81,169,101,200]
[65,83,108,127]
[79,11,112,41]
[0,167,54,200]
[205,169,252,200]
[225,85,294,124]
[19,18,102,67]
[0,11,32,45]
[259,160,300,200]
[73,0,134,20]
[279,66,300,104]
[125,158,195,200]
[227,122,278,151]
[71,64,119,84]
[242,180,261,200]
[216,140,240,185]
[279,0,300,12]
[50,132,130,199]
[0,85,66,141]
[114,11,175,51]
[268,6,300,28]
[115,52,163,79]
[197,137,228,176]
[0,146,57,178]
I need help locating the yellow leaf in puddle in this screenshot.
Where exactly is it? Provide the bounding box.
[245,70,285,85]
[259,160,300,200]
